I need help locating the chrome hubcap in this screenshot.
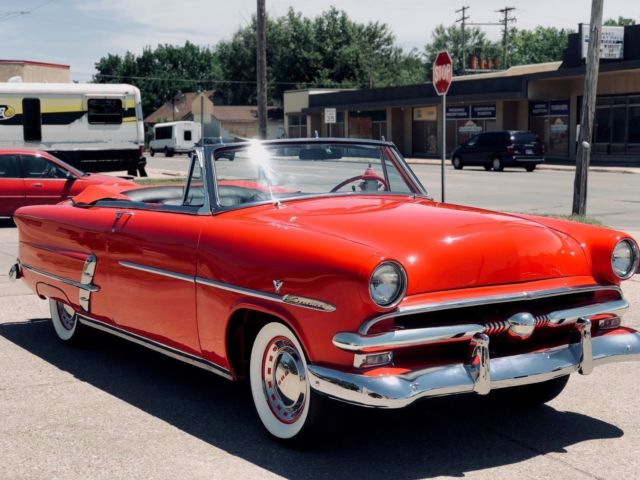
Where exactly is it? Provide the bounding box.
[262,336,306,424]
[57,303,76,331]
[493,159,500,169]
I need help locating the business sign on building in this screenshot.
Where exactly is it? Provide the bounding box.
[581,25,624,59]
[471,104,496,119]
[413,106,437,121]
[530,100,569,117]
[446,105,470,119]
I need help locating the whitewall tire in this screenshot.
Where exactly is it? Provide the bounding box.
[249,322,319,441]
[49,299,83,343]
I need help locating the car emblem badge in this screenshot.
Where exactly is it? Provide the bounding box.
[273,280,283,293]
[507,312,536,339]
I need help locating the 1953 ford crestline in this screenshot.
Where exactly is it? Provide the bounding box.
[8,139,640,442]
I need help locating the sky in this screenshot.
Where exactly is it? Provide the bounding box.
[2,0,638,82]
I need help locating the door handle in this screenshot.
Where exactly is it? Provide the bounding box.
[32,183,43,188]
[112,210,134,232]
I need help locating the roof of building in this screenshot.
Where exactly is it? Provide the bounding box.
[212,106,258,122]
[0,59,70,69]
[144,90,213,124]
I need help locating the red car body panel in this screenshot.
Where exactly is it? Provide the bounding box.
[0,149,135,216]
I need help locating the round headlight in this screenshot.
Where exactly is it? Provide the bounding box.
[369,262,406,307]
[611,239,639,279]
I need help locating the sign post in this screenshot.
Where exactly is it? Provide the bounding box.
[433,51,453,202]
[324,107,336,137]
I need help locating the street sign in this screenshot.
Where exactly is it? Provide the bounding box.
[324,108,336,124]
[432,51,453,96]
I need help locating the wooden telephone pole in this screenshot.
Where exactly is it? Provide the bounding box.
[572,0,603,216]
[256,0,268,139]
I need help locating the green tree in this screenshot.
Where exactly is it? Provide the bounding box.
[509,27,572,66]
[424,24,490,74]
[94,41,221,117]
[604,16,636,26]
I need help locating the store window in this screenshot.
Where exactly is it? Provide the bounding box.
[288,114,307,138]
[528,100,569,157]
[412,106,437,155]
[349,110,386,140]
[445,104,496,154]
[582,94,640,156]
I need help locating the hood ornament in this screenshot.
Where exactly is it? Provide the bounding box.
[273,280,283,293]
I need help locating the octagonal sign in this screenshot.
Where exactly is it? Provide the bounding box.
[432,51,453,96]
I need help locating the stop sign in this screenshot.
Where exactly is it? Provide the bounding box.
[432,51,453,96]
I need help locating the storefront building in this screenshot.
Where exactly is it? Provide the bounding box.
[283,24,640,165]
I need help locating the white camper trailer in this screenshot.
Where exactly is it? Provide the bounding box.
[149,121,201,157]
[0,82,146,175]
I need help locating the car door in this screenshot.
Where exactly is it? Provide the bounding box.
[464,134,481,164]
[106,158,206,355]
[0,154,25,216]
[21,154,75,206]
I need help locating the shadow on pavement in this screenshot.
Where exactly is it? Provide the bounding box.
[1,319,624,479]
[0,218,16,229]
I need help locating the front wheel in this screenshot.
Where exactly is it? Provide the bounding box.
[249,322,324,442]
[49,299,86,344]
[149,148,155,157]
[493,375,570,407]
[452,156,463,170]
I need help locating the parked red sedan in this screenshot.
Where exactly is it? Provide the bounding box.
[0,149,136,217]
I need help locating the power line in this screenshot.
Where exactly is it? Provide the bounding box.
[455,6,470,74]
[0,0,54,22]
[497,6,517,68]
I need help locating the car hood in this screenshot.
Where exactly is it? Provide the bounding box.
[243,195,591,294]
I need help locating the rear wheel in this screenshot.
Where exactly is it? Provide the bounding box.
[525,164,536,172]
[493,375,570,407]
[249,322,325,443]
[49,299,85,344]
[452,156,463,170]
[149,148,155,157]
[164,146,174,157]
[491,157,504,172]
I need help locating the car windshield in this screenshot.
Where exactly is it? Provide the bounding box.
[511,132,538,143]
[209,141,418,207]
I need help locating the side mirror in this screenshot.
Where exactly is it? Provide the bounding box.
[66,171,77,180]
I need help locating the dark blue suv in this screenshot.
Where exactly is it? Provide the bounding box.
[451,131,545,172]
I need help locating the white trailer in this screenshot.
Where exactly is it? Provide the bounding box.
[0,82,146,175]
[149,121,201,157]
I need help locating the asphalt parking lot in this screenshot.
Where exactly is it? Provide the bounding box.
[1,218,639,479]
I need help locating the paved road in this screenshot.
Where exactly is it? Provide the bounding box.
[1,219,640,479]
[144,153,640,230]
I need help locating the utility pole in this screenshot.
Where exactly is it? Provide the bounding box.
[497,7,516,68]
[456,6,470,73]
[573,0,603,216]
[256,0,268,139]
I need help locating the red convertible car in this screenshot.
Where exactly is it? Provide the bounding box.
[9,139,640,443]
[0,149,135,217]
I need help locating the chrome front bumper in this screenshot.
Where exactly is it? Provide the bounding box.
[308,322,640,408]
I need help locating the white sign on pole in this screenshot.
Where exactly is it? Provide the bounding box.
[324,108,337,124]
[581,25,624,59]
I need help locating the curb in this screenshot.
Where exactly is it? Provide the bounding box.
[404,158,639,174]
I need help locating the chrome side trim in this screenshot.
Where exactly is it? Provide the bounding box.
[337,298,628,353]
[8,261,22,282]
[119,261,194,283]
[22,263,100,292]
[78,315,233,380]
[119,261,336,313]
[282,294,336,313]
[80,255,98,311]
[359,285,623,334]
[309,330,640,408]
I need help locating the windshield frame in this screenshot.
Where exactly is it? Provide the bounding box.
[201,139,429,213]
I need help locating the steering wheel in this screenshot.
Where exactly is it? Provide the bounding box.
[330,165,389,193]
